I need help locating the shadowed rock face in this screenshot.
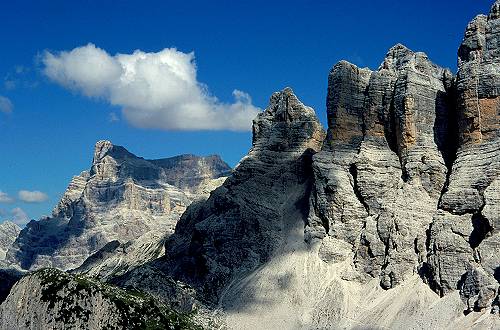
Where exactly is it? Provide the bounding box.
[163,88,325,301]
[4,141,231,272]
[0,269,23,305]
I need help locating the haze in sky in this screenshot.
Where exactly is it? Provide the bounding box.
[0,0,493,224]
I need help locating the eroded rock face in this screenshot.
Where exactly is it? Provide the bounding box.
[0,221,20,262]
[151,154,231,197]
[306,1,500,313]
[308,43,455,289]
[71,231,166,281]
[163,88,325,301]
[1,3,500,329]
[425,1,500,307]
[4,141,230,272]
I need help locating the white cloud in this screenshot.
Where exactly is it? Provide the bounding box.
[11,207,29,226]
[0,191,14,203]
[42,43,261,131]
[18,190,49,203]
[0,96,13,114]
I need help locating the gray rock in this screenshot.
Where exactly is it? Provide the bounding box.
[71,231,166,281]
[308,43,455,289]
[4,141,230,272]
[151,154,231,197]
[163,87,325,301]
[1,2,500,328]
[305,4,500,313]
[426,1,500,308]
[0,269,200,330]
[459,267,498,313]
[0,221,20,261]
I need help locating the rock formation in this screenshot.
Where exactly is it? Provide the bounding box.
[307,43,455,291]
[71,231,167,281]
[163,87,325,301]
[4,141,230,272]
[298,2,499,324]
[0,221,20,262]
[150,154,231,197]
[426,1,500,312]
[156,3,499,328]
[0,269,200,330]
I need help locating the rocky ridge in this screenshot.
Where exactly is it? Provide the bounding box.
[4,141,230,272]
[0,221,20,262]
[163,87,326,301]
[154,2,499,328]
[0,268,201,330]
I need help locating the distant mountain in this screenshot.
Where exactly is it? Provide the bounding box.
[0,221,20,262]
[4,140,230,272]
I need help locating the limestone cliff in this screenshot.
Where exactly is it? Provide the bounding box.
[4,141,230,272]
[0,221,20,262]
[427,1,500,312]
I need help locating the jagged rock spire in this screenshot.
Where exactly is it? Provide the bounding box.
[252,87,325,152]
[165,88,325,301]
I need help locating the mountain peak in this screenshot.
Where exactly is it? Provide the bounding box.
[251,87,325,152]
[266,87,317,122]
[93,140,113,162]
[491,0,500,18]
[387,43,411,54]
[378,43,418,71]
[92,140,139,166]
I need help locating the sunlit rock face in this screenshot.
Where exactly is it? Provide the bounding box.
[0,221,20,262]
[153,26,499,326]
[308,43,455,290]
[307,1,500,316]
[427,1,500,310]
[4,140,231,272]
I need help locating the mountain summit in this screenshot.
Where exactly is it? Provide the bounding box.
[3,141,231,272]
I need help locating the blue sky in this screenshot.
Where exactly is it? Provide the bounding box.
[0,0,495,224]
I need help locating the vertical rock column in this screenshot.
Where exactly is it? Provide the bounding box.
[427,1,500,312]
[308,44,455,289]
